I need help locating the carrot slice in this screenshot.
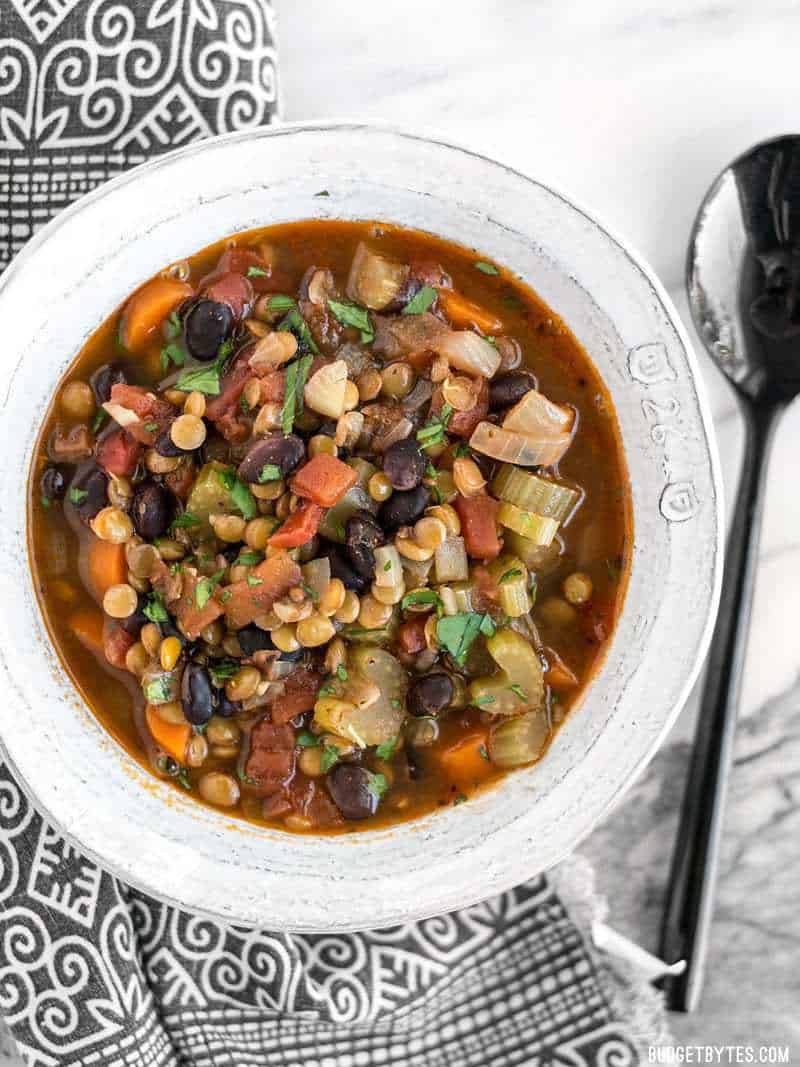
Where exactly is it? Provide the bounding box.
[87,540,127,599]
[544,647,579,690]
[221,552,303,629]
[268,502,324,549]
[145,705,190,764]
[120,277,192,353]
[70,610,105,657]
[291,454,358,507]
[438,729,493,788]
[437,289,503,335]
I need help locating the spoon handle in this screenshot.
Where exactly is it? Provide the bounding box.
[659,399,781,1012]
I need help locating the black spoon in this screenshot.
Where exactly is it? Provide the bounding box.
[660,134,800,1011]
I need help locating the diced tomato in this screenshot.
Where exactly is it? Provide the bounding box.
[245,720,296,794]
[398,616,428,655]
[109,383,173,423]
[95,428,142,477]
[291,455,357,508]
[205,355,252,421]
[288,778,343,828]
[271,668,321,725]
[204,271,253,319]
[222,552,302,629]
[102,621,135,670]
[267,502,323,549]
[454,492,502,560]
[430,378,489,438]
[175,569,224,641]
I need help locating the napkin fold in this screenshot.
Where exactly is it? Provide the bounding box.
[0,5,664,1064]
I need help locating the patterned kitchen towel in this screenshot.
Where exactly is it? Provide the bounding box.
[0,757,657,1067]
[0,3,665,1064]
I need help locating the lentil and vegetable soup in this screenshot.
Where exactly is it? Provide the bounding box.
[29,220,630,832]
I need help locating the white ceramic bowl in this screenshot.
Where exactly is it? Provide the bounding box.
[0,123,722,931]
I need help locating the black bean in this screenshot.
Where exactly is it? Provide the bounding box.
[382,437,426,491]
[237,433,305,483]
[214,690,241,718]
[40,466,65,502]
[131,483,173,540]
[68,465,108,523]
[236,624,274,657]
[344,511,386,581]
[378,485,430,530]
[185,300,234,361]
[181,663,214,725]
[154,428,188,458]
[327,548,368,592]
[327,764,380,820]
[407,672,454,717]
[89,363,126,406]
[488,372,536,411]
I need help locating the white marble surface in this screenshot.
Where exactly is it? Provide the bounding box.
[279,0,798,1047]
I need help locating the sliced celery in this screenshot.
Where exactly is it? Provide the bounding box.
[489,711,550,767]
[503,529,562,573]
[468,628,545,716]
[489,555,531,618]
[497,501,559,546]
[492,464,580,523]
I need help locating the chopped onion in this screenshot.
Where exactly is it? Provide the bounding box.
[374,544,403,588]
[102,401,140,428]
[435,330,501,378]
[346,243,408,310]
[434,536,469,583]
[503,388,574,436]
[301,556,331,600]
[489,711,550,768]
[469,421,572,467]
[304,359,347,418]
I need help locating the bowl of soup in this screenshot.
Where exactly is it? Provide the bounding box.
[0,124,722,930]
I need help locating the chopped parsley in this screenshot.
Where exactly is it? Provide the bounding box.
[478,744,490,761]
[144,677,172,704]
[143,421,159,433]
[402,285,437,316]
[160,342,185,374]
[320,745,341,773]
[365,771,389,801]
[416,404,453,449]
[474,694,496,707]
[195,569,224,610]
[508,683,527,700]
[176,768,192,790]
[91,408,109,434]
[239,394,251,414]
[165,310,182,339]
[247,265,269,278]
[296,731,319,748]
[301,582,319,602]
[257,463,282,483]
[278,309,319,355]
[336,664,348,682]
[453,442,471,458]
[170,511,200,530]
[383,560,392,571]
[237,769,258,786]
[68,488,88,505]
[281,352,314,434]
[40,495,51,510]
[266,294,296,314]
[246,575,263,587]
[143,591,169,624]
[209,660,238,686]
[327,299,374,344]
[474,261,499,276]
[401,588,442,612]
[375,735,399,761]
[175,339,234,395]
[499,568,523,584]
[216,467,257,520]
[436,612,496,664]
[235,551,263,567]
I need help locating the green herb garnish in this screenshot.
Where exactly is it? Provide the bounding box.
[160,342,185,374]
[500,568,523,584]
[453,442,471,458]
[375,736,399,761]
[402,285,437,316]
[68,488,88,505]
[366,771,389,800]
[336,664,348,682]
[175,339,233,395]
[479,744,490,760]
[143,591,169,624]
[176,768,192,790]
[328,299,374,344]
[416,404,453,449]
[165,310,182,339]
[296,731,320,748]
[209,660,238,686]
[41,495,51,509]
[301,582,319,602]
[144,677,171,703]
[144,421,158,433]
[474,261,499,276]
[474,695,496,707]
[436,612,496,664]
[266,294,296,313]
[508,683,527,700]
[278,309,319,355]
[170,511,200,530]
[281,352,314,434]
[246,575,263,587]
[216,467,257,520]
[320,745,341,773]
[235,551,263,567]
[257,463,282,483]
[383,560,392,571]
[92,408,109,434]
[239,394,251,414]
[195,569,224,610]
[401,589,442,612]
[237,769,258,786]
[247,266,269,278]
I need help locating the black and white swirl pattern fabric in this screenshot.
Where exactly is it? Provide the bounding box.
[0,0,279,271]
[0,759,641,1067]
